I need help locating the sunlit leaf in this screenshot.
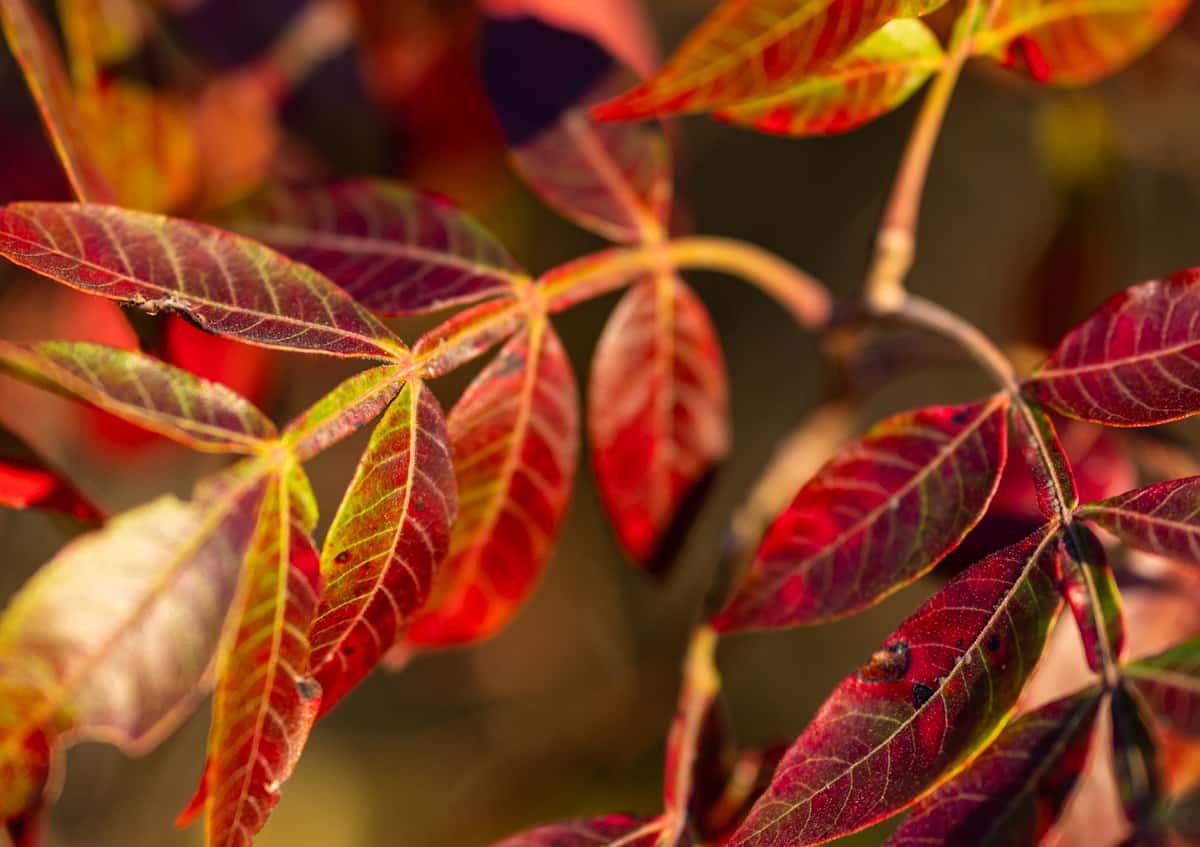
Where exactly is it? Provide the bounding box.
[716,20,944,137]
[190,460,323,847]
[590,0,951,121]
[1110,682,1161,831]
[230,180,526,316]
[281,365,405,461]
[0,340,276,453]
[1011,400,1078,520]
[0,423,102,522]
[1123,637,1200,736]
[1075,476,1200,566]
[973,0,1190,85]
[729,526,1064,847]
[590,273,728,571]
[413,298,528,379]
[0,0,116,202]
[492,814,667,847]
[0,203,406,360]
[1059,523,1125,672]
[408,319,578,646]
[1026,269,1200,426]
[0,654,62,822]
[483,16,670,243]
[0,459,269,757]
[308,381,457,714]
[714,395,1008,631]
[885,687,1101,846]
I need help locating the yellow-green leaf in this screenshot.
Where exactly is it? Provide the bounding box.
[282,365,405,460]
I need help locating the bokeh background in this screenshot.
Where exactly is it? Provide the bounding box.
[3,0,1200,844]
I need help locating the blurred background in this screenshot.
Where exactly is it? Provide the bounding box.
[2,0,1200,844]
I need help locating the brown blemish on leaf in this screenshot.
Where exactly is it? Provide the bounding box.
[857,641,910,682]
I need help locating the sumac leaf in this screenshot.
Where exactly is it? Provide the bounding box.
[591,0,951,121]
[714,396,1008,631]
[716,20,944,137]
[308,380,456,714]
[188,461,323,847]
[0,423,102,522]
[0,460,268,755]
[885,687,1101,846]
[1059,523,1125,672]
[483,16,670,243]
[229,180,525,316]
[408,319,578,646]
[728,525,1063,847]
[0,203,405,360]
[1075,476,1200,566]
[0,340,276,453]
[590,274,728,570]
[1110,682,1161,831]
[974,0,1190,85]
[412,298,527,379]
[1026,270,1200,426]
[1011,400,1078,520]
[1123,637,1200,736]
[281,365,405,461]
[492,814,666,847]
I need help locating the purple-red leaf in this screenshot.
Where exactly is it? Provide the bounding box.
[0,203,405,360]
[714,396,1008,631]
[590,274,728,570]
[1123,637,1200,736]
[307,380,456,714]
[1011,400,1078,520]
[229,180,525,316]
[885,687,1101,846]
[1076,476,1200,566]
[0,423,103,523]
[1026,269,1200,427]
[408,319,578,646]
[729,525,1063,847]
[1059,524,1125,673]
[491,814,667,847]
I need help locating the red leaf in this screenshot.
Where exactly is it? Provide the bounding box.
[1026,269,1200,426]
[885,687,1101,846]
[728,526,1063,847]
[491,814,667,847]
[591,0,950,121]
[308,381,457,715]
[229,180,526,316]
[413,298,527,379]
[1076,476,1200,566]
[1011,400,1078,520]
[408,319,578,646]
[714,396,1008,631]
[1058,524,1125,673]
[0,423,103,523]
[1123,637,1200,737]
[590,274,728,570]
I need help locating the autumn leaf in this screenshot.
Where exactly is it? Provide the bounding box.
[973,0,1191,85]
[1025,269,1200,426]
[716,20,945,137]
[282,365,405,460]
[1075,476,1200,566]
[491,814,667,847]
[483,16,670,243]
[408,318,578,646]
[885,687,1101,846]
[0,203,406,360]
[729,525,1063,847]
[0,340,277,453]
[0,0,116,202]
[412,298,528,379]
[229,180,526,315]
[1059,523,1125,672]
[0,422,103,522]
[0,653,62,822]
[714,395,1008,631]
[1010,399,1078,520]
[1122,637,1200,736]
[1110,682,1161,831]
[590,273,728,571]
[590,0,951,121]
[186,460,323,847]
[308,380,457,714]
[0,459,269,760]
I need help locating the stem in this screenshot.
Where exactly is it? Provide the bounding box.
[886,295,1020,394]
[864,0,985,309]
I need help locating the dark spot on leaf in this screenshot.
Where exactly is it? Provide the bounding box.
[296,677,321,702]
[857,641,910,682]
[912,683,935,709]
[987,634,1001,652]
[955,638,964,648]
[950,407,970,426]
[414,500,425,512]
[335,551,351,565]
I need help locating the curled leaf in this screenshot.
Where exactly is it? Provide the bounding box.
[715,396,1008,631]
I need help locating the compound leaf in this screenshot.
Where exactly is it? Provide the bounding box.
[729,525,1063,847]
[715,396,1008,631]
[590,274,728,570]
[308,380,456,714]
[408,318,578,646]
[230,180,525,316]
[1122,637,1200,736]
[717,20,944,137]
[1075,476,1200,566]
[1026,269,1200,426]
[0,203,405,360]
